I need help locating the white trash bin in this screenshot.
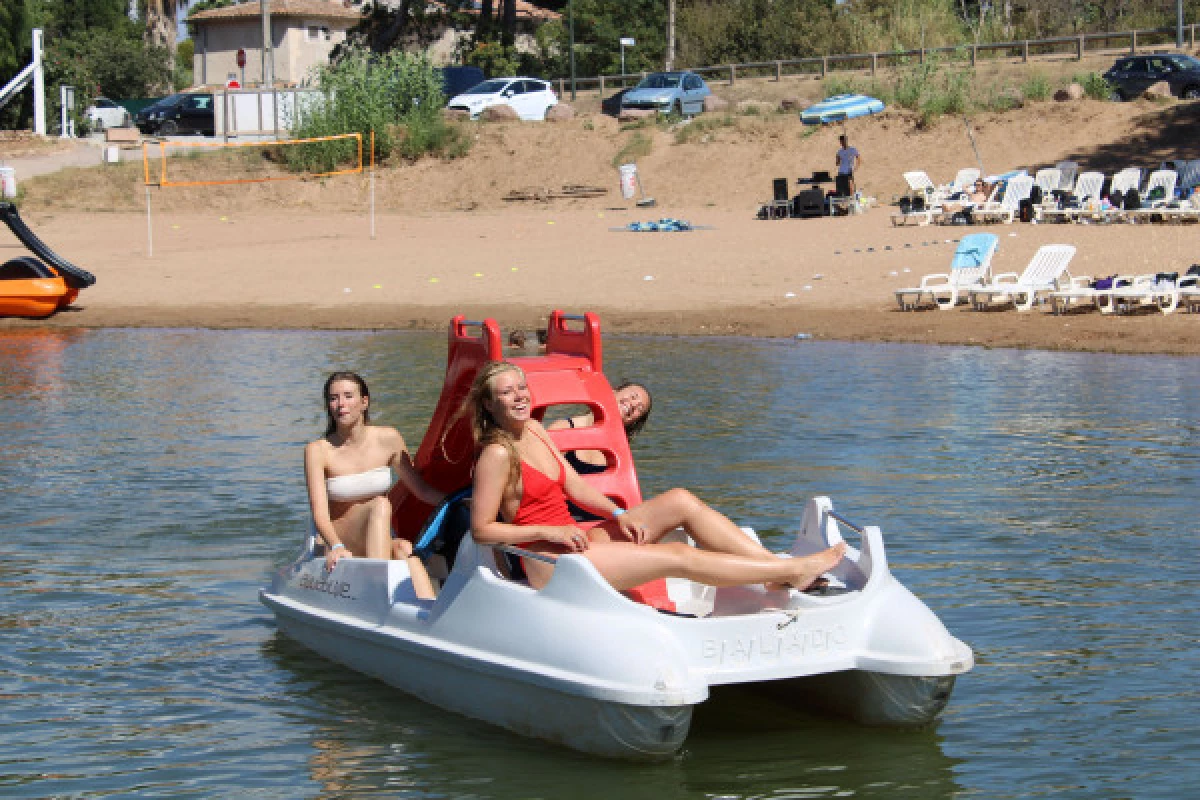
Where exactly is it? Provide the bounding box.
[0,167,15,199]
[618,163,638,201]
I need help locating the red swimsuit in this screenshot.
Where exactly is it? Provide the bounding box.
[509,433,600,564]
[513,458,573,526]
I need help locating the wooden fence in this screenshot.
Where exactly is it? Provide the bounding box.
[555,23,1200,97]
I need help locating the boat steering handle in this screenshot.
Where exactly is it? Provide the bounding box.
[492,544,558,565]
[826,510,864,534]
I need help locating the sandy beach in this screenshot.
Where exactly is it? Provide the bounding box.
[3,98,1199,355]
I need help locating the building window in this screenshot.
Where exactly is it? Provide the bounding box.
[306,23,331,42]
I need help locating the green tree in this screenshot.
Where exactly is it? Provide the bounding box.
[0,0,33,127]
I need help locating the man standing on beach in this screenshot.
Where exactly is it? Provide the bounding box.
[834,134,860,198]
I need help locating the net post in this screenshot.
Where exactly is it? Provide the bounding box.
[369,131,375,240]
[145,185,153,258]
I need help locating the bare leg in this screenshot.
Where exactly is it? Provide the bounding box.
[593,488,774,560]
[580,540,846,592]
[361,496,394,559]
[389,537,437,600]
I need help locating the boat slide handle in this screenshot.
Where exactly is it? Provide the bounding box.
[490,544,558,565]
[826,510,864,534]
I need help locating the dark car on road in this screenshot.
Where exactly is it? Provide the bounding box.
[1104,53,1200,101]
[135,92,216,136]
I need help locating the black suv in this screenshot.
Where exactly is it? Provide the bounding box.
[135,92,216,136]
[1104,53,1200,101]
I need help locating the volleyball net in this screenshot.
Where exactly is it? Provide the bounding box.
[139,132,378,256]
[142,132,367,188]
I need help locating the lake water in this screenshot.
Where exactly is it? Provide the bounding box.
[2,328,1197,799]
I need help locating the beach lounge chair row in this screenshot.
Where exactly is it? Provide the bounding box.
[894,236,1077,312]
[1049,266,1200,315]
[1039,166,1200,225]
[892,162,1082,227]
[897,242,1200,315]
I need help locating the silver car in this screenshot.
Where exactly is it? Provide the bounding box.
[84,97,131,130]
[620,71,710,116]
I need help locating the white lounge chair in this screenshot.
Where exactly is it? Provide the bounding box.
[1126,170,1178,223]
[894,233,1000,311]
[1055,161,1079,193]
[1048,274,1102,314]
[1095,273,1180,315]
[1034,168,1061,196]
[949,168,981,193]
[972,175,1034,224]
[969,244,1077,311]
[1104,167,1144,222]
[1040,171,1104,223]
[891,171,944,226]
[1178,266,1200,312]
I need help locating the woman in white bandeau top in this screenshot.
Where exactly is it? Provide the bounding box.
[305,372,446,589]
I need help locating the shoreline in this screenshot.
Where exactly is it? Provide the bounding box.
[6,304,1198,356]
[1,208,1197,357]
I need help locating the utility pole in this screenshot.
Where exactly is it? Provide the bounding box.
[666,0,676,70]
[1178,0,1185,49]
[569,0,576,101]
[260,0,274,87]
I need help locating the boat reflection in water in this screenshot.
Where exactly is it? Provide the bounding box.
[260,312,973,760]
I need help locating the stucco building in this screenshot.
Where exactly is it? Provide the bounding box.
[188,0,362,88]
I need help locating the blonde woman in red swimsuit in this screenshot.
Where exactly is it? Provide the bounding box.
[464,362,845,592]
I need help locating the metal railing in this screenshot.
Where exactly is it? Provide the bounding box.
[555,23,1199,97]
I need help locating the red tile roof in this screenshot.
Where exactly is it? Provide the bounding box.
[435,1,561,22]
[189,1,362,23]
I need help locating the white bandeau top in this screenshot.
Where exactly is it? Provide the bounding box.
[325,466,392,503]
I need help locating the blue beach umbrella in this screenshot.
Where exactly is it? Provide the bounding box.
[801,93,885,126]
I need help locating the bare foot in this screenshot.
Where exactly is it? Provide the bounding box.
[785,542,847,591]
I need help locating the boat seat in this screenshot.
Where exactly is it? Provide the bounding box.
[413,487,473,573]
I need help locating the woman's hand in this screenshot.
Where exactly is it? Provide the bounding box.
[543,525,589,552]
[325,543,351,571]
[614,513,647,545]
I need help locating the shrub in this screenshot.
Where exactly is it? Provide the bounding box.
[290,45,445,170]
[1073,72,1113,101]
[1022,71,1051,102]
[613,131,654,167]
[395,114,472,160]
[674,113,735,144]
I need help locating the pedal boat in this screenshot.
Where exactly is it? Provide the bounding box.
[0,256,78,318]
[260,312,974,759]
[1,203,96,319]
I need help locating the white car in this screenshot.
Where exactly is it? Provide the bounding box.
[85,97,131,130]
[446,77,558,120]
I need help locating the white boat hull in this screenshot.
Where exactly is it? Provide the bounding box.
[261,498,973,759]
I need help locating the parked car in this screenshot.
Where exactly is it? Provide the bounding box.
[135,92,216,136]
[620,71,711,115]
[84,97,132,131]
[1104,53,1200,101]
[446,77,557,120]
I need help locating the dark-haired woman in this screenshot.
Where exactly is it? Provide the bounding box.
[464,361,845,593]
[547,381,652,474]
[304,372,445,596]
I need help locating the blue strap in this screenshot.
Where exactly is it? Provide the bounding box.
[413,486,473,558]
